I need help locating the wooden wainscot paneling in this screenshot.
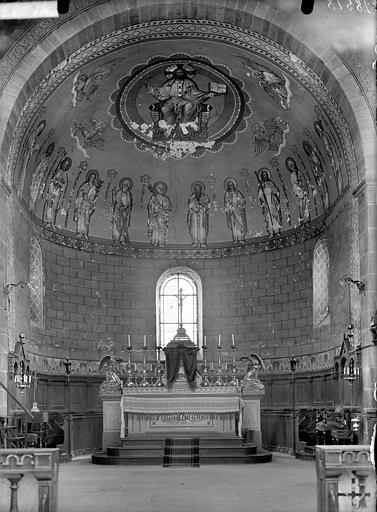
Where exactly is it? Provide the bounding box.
[312,376,325,407]
[71,412,103,456]
[49,382,65,410]
[272,378,291,408]
[70,381,88,412]
[36,380,48,409]
[87,381,102,412]
[296,375,311,407]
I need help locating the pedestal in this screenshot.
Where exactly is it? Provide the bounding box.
[241,384,265,446]
[100,389,122,450]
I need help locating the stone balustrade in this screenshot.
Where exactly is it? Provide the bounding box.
[0,448,59,512]
[316,445,376,512]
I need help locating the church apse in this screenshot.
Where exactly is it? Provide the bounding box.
[11,34,351,250]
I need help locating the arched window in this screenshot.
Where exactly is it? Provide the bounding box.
[313,236,329,327]
[30,236,43,326]
[156,267,202,348]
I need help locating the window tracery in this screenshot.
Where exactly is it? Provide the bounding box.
[313,236,330,326]
[30,236,43,326]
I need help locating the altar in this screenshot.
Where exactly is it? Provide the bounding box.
[98,326,266,451]
[121,386,241,437]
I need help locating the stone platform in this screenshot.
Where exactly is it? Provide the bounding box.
[92,432,272,465]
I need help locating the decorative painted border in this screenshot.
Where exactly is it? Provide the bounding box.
[37,216,325,257]
[0,0,94,93]
[28,347,337,376]
[6,19,357,188]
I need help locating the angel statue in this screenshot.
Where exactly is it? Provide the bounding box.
[98,355,123,394]
[239,353,265,391]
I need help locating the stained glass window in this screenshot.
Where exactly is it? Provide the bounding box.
[313,236,329,326]
[157,267,202,347]
[30,236,43,325]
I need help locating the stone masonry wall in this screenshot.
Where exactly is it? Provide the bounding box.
[6,197,352,372]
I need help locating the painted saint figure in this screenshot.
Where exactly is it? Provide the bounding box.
[187,181,210,248]
[224,178,247,245]
[111,177,133,245]
[73,169,102,238]
[302,140,329,209]
[43,157,72,227]
[255,168,282,237]
[18,119,46,196]
[145,63,216,136]
[29,142,55,211]
[147,181,172,247]
[285,157,310,224]
[314,120,343,195]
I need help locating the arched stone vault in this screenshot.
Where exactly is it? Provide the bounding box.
[0,0,374,183]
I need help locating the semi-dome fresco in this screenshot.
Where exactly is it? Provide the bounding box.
[14,38,348,247]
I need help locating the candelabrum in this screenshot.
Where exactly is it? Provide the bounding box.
[124,346,136,387]
[154,345,165,387]
[229,344,238,386]
[214,345,224,386]
[140,345,150,387]
[200,344,211,387]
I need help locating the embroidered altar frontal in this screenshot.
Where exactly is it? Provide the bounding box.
[121,390,240,435]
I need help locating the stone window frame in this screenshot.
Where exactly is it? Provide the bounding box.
[313,236,330,327]
[156,266,203,349]
[29,235,44,327]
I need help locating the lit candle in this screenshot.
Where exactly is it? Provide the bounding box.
[218,334,221,347]
[143,335,147,347]
[203,336,207,347]
[232,334,235,346]
[128,334,131,347]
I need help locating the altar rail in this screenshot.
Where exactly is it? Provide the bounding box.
[316,445,376,512]
[0,448,59,512]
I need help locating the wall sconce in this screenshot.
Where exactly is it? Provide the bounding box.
[344,357,360,384]
[63,358,72,375]
[351,413,361,432]
[289,357,299,372]
[344,276,366,294]
[31,371,39,413]
[12,333,32,393]
[3,280,29,310]
[370,311,377,344]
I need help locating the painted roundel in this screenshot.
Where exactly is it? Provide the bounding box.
[109,54,252,160]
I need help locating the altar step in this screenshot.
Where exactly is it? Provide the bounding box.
[91,434,272,465]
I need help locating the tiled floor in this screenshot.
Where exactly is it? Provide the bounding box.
[57,453,316,512]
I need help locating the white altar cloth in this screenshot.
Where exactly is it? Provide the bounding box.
[120,388,241,437]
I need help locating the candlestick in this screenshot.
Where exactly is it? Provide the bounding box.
[232,334,235,346]
[128,334,131,347]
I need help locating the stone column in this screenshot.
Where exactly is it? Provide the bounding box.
[354,180,377,443]
[0,179,11,417]
[99,382,122,450]
[241,382,265,446]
